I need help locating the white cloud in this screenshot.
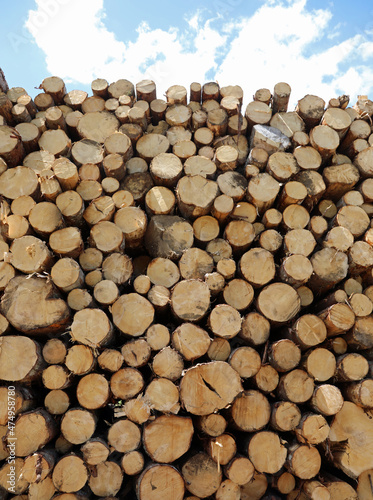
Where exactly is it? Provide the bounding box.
[25,0,373,107]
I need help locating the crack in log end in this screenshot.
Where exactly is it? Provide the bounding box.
[201,376,222,399]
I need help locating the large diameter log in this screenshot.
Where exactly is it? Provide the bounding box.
[0,336,44,382]
[329,401,373,478]
[180,361,242,415]
[1,276,70,335]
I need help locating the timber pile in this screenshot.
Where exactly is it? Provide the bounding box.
[0,75,373,500]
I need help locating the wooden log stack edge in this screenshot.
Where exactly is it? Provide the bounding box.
[0,75,373,499]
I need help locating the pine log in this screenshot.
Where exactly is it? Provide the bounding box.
[52,454,88,493]
[137,464,185,500]
[247,431,287,474]
[296,94,325,129]
[329,402,373,478]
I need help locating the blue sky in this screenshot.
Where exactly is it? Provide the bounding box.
[1,0,373,108]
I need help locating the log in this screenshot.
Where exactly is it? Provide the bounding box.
[247,431,287,474]
[182,452,222,498]
[296,94,325,129]
[137,464,185,500]
[52,454,88,493]
[180,361,242,415]
[329,402,373,478]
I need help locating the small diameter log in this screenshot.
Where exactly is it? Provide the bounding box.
[143,415,193,463]
[181,452,221,498]
[111,293,154,337]
[0,336,44,383]
[247,173,280,214]
[138,464,185,500]
[1,276,70,335]
[76,373,110,410]
[240,311,270,346]
[149,152,182,188]
[296,94,325,129]
[196,413,227,437]
[257,282,300,324]
[60,408,96,445]
[286,443,321,479]
[322,107,351,138]
[268,339,301,372]
[278,369,314,403]
[270,401,301,432]
[51,257,84,293]
[272,82,291,113]
[279,254,313,287]
[253,364,279,394]
[310,384,344,416]
[10,235,53,274]
[42,364,71,390]
[121,450,144,475]
[172,323,211,361]
[144,377,180,414]
[49,227,83,258]
[295,412,330,445]
[52,454,88,493]
[335,353,369,382]
[44,389,70,415]
[230,390,270,432]
[309,247,348,293]
[345,316,373,350]
[318,303,355,336]
[284,229,316,257]
[70,308,113,348]
[207,433,237,466]
[229,346,261,378]
[0,458,29,495]
[247,431,287,474]
[0,386,34,425]
[80,439,110,469]
[323,163,360,200]
[110,367,144,401]
[180,361,242,415]
[302,347,336,381]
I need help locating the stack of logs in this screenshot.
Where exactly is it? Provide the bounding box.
[0,74,373,500]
